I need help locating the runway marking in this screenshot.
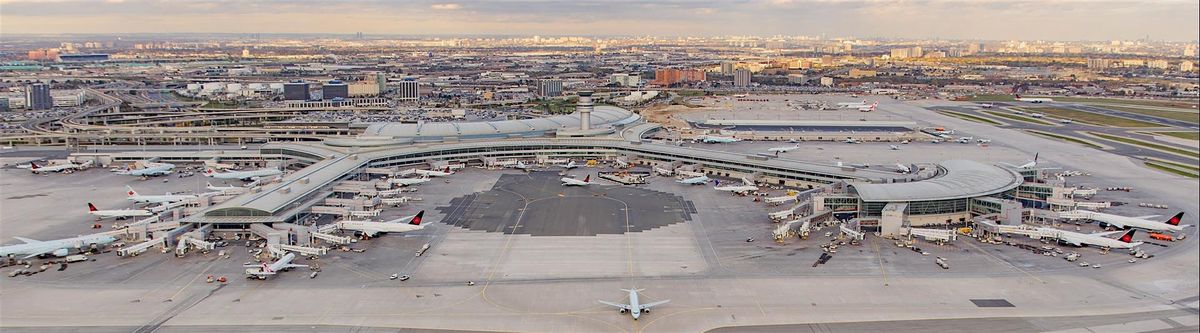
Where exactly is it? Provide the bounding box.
[869,236,890,286]
[961,237,1045,284]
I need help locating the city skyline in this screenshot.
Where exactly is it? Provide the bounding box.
[2,0,1199,41]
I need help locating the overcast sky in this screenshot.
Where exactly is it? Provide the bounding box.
[2,0,1197,41]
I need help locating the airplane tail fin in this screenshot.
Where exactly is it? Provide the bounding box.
[204,167,216,176]
[1166,212,1184,226]
[1118,229,1136,243]
[621,288,645,293]
[29,162,39,170]
[126,185,138,197]
[88,203,98,212]
[583,175,590,183]
[443,166,450,173]
[409,210,425,225]
[1033,152,1039,163]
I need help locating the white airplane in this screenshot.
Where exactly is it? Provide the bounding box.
[204,158,238,170]
[895,163,911,173]
[1,233,118,259]
[979,103,995,108]
[837,100,873,108]
[599,288,670,321]
[698,135,741,143]
[1001,153,1039,169]
[561,174,593,186]
[767,145,800,153]
[1014,94,1053,103]
[244,252,308,280]
[412,167,454,177]
[126,186,194,204]
[677,175,710,185]
[29,161,85,174]
[843,138,860,144]
[389,175,431,186]
[336,211,426,237]
[714,177,758,194]
[889,145,900,150]
[513,161,532,170]
[1078,211,1189,233]
[117,162,175,177]
[206,181,242,192]
[204,167,282,180]
[1046,228,1142,249]
[857,102,878,112]
[555,160,578,169]
[87,203,152,220]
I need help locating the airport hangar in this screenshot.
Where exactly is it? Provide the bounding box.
[76,101,1033,238]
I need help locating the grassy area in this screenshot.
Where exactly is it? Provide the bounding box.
[1088,132,1200,158]
[201,101,244,109]
[1153,131,1200,141]
[983,110,1055,126]
[1146,158,1200,172]
[936,110,1003,126]
[1145,161,1200,178]
[1026,130,1104,149]
[676,90,706,97]
[534,98,577,114]
[1027,107,1164,127]
[1093,105,1199,124]
[964,94,1016,102]
[1048,96,1199,109]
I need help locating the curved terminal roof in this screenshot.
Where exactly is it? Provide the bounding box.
[849,160,1023,202]
[362,106,639,141]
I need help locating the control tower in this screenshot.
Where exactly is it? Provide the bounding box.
[576,91,594,130]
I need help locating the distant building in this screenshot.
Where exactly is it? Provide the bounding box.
[1181,61,1194,72]
[787,74,806,84]
[734,69,751,87]
[322,80,349,100]
[848,68,877,78]
[27,49,59,61]
[819,77,834,87]
[720,61,735,75]
[242,48,251,57]
[537,79,564,97]
[0,97,9,112]
[890,48,911,59]
[1087,58,1114,69]
[283,82,310,101]
[395,80,420,101]
[1147,59,1169,69]
[652,68,705,86]
[25,83,52,110]
[57,53,109,62]
[609,73,641,87]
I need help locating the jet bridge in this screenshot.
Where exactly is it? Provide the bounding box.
[908,228,958,242]
[765,195,798,206]
[840,223,865,240]
[310,231,353,245]
[267,243,328,257]
[116,238,166,257]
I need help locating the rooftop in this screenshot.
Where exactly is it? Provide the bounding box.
[848,160,1023,202]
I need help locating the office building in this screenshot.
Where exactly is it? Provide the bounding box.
[609,73,641,87]
[283,82,310,101]
[322,80,349,100]
[1180,61,1194,72]
[1087,58,1114,69]
[734,69,751,87]
[396,80,419,101]
[720,61,736,75]
[820,77,835,87]
[1147,59,1169,69]
[538,79,564,97]
[25,83,52,110]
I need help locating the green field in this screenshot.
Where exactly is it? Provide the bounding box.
[965,94,1016,102]
[1027,107,1164,127]
[1088,132,1200,158]
[1026,130,1104,149]
[983,110,1055,126]
[1048,96,1199,109]
[1145,161,1200,178]
[1094,105,1199,124]
[936,110,1003,126]
[1154,131,1200,141]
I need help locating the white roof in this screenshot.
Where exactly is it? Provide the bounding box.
[849,160,1023,202]
[363,106,638,139]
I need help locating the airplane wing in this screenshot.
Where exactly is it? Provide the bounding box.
[1090,230,1124,237]
[1134,215,1160,219]
[13,237,42,244]
[19,246,58,259]
[598,300,634,311]
[283,264,309,269]
[639,300,670,310]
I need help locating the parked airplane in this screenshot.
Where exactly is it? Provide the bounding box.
[561,175,593,186]
[714,178,758,194]
[889,145,900,150]
[126,186,194,204]
[88,203,152,220]
[1,233,117,259]
[677,175,710,185]
[204,167,282,180]
[1014,94,1054,103]
[206,182,242,192]
[1048,228,1142,249]
[555,160,578,169]
[389,175,431,186]
[895,163,912,173]
[244,252,308,280]
[767,145,800,153]
[837,100,874,108]
[1001,153,1039,169]
[336,211,426,237]
[979,103,995,108]
[1079,211,1189,233]
[697,135,741,143]
[117,162,175,177]
[412,167,454,177]
[29,161,86,174]
[858,102,878,112]
[513,161,532,170]
[599,288,670,320]
[204,158,238,170]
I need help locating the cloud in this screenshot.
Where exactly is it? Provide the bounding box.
[430,3,462,10]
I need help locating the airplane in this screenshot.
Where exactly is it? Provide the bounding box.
[598,288,670,320]
[697,135,741,143]
[1077,211,1189,233]
[889,145,900,150]
[554,160,578,169]
[87,203,152,220]
[1014,94,1053,103]
[335,211,426,237]
[561,174,593,186]
[412,166,453,177]
[767,144,801,153]
[677,175,710,185]
[513,161,532,170]
[204,167,282,180]
[836,100,873,108]
[206,181,242,192]
[1001,153,1039,169]
[389,175,431,186]
[843,138,860,144]
[895,163,911,173]
[857,102,878,112]
[117,162,175,177]
[244,252,308,280]
[978,103,995,108]
[204,158,238,170]
[29,161,85,174]
[126,186,194,204]
[1046,228,1142,249]
[1,233,118,259]
[713,177,758,194]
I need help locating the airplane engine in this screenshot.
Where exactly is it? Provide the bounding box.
[53,248,69,257]
[642,309,649,313]
[618,309,626,313]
